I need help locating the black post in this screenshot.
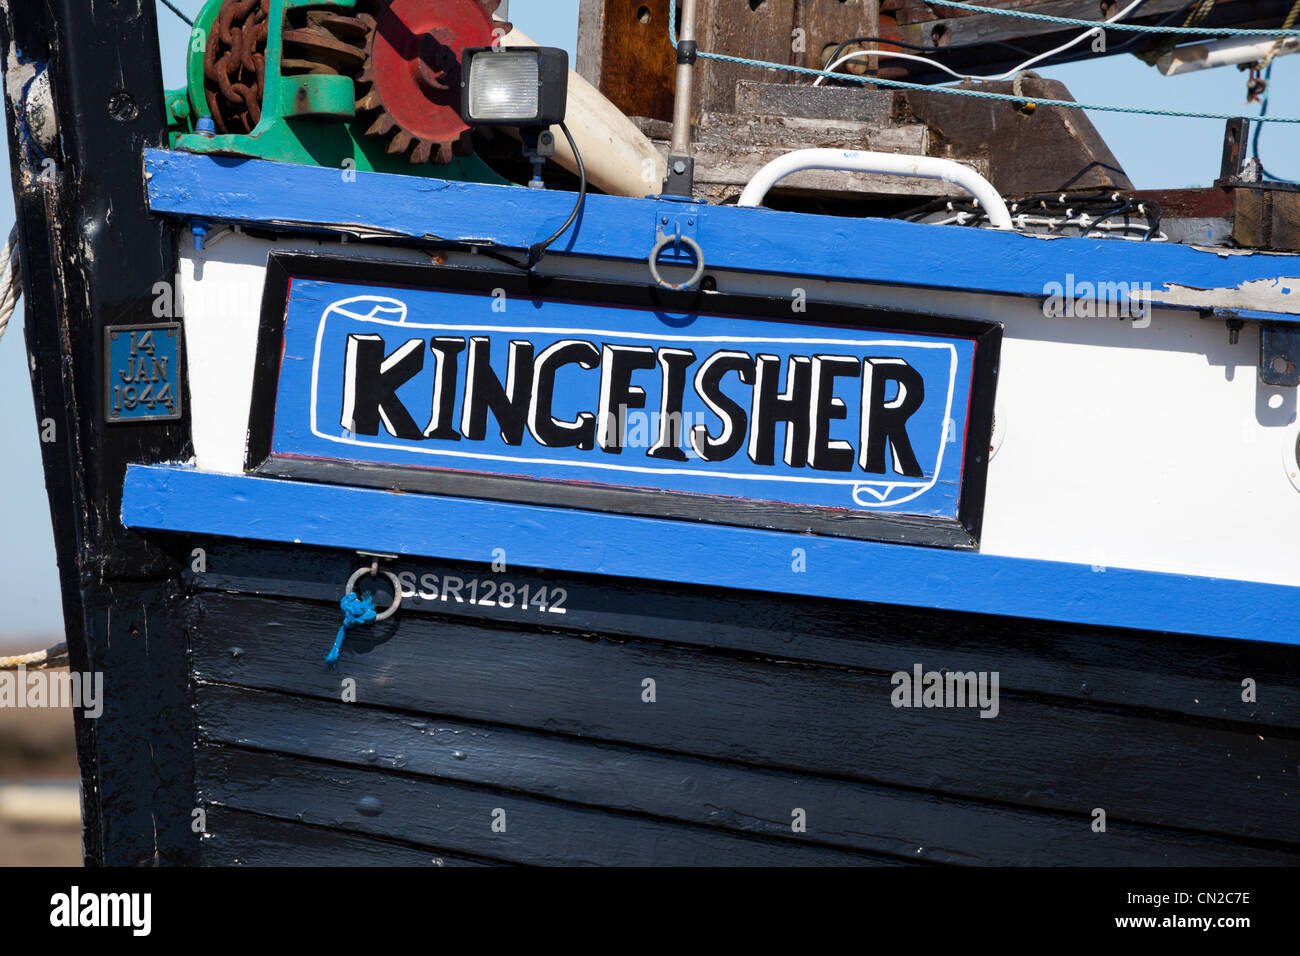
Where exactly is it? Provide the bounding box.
[0,0,198,864]
[1218,116,1249,185]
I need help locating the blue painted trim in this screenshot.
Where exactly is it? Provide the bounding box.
[144,149,1300,322]
[122,463,1300,646]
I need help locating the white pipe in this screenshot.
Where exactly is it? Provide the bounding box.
[737,149,1013,230]
[1157,36,1299,76]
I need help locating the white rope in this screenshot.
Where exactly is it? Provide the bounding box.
[0,225,22,343]
[0,642,68,671]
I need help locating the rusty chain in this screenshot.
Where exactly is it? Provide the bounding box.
[203,0,270,135]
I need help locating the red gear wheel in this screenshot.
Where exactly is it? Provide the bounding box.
[355,0,504,165]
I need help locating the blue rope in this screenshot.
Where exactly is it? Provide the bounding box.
[926,0,1300,34]
[325,592,377,666]
[1252,60,1300,182]
[668,5,1300,123]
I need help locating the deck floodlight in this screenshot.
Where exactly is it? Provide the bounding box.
[460,47,569,128]
[458,45,583,272]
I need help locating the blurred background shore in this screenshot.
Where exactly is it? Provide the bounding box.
[0,636,82,866]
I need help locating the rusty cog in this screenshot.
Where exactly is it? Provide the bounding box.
[352,0,506,165]
[282,8,371,77]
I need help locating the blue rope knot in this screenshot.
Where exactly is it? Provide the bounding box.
[325,592,377,666]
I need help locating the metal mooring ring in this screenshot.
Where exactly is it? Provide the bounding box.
[345,565,403,622]
[649,232,706,291]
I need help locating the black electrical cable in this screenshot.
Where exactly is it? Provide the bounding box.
[1082,198,1135,237]
[527,121,586,269]
[1109,0,1198,52]
[894,195,962,220]
[158,0,195,27]
[1142,198,1162,240]
[824,35,1036,72]
[825,0,1180,83]
[896,191,1161,239]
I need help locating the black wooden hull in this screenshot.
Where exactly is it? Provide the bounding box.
[5,0,1298,871]
[157,539,1299,866]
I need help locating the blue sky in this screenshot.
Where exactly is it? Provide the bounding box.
[0,0,1295,641]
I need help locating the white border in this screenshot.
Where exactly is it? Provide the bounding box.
[302,295,963,510]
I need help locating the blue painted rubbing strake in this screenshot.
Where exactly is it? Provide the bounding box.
[121,464,1300,647]
[325,592,377,666]
[140,151,1300,324]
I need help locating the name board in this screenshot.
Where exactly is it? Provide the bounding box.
[250,256,1000,548]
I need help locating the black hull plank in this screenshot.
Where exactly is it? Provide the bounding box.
[199,807,497,867]
[197,682,1300,866]
[189,581,1300,849]
[189,541,1300,731]
[196,745,907,867]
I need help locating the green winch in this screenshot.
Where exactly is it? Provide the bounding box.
[166,0,508,183]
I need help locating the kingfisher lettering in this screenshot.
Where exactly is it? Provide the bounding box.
[339,335,927,475]
[258,270,997,541]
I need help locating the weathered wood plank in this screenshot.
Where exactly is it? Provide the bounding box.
[580,0,677,122]
[687,158,969,200]
[201,807,498,866]
[696,111,928,150]
[198,683,1300,866]
[1233,188,1300,252]
[642,96,968,199]
[183,541,1300,733]
[195,745,907,866]
[575,0,609,89]
[190,591,1300,845]
[899,78,1131,194]
[697,0,799,115]
[733,80,899,122]
[795,0,882,74]
[680,108,942,198]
